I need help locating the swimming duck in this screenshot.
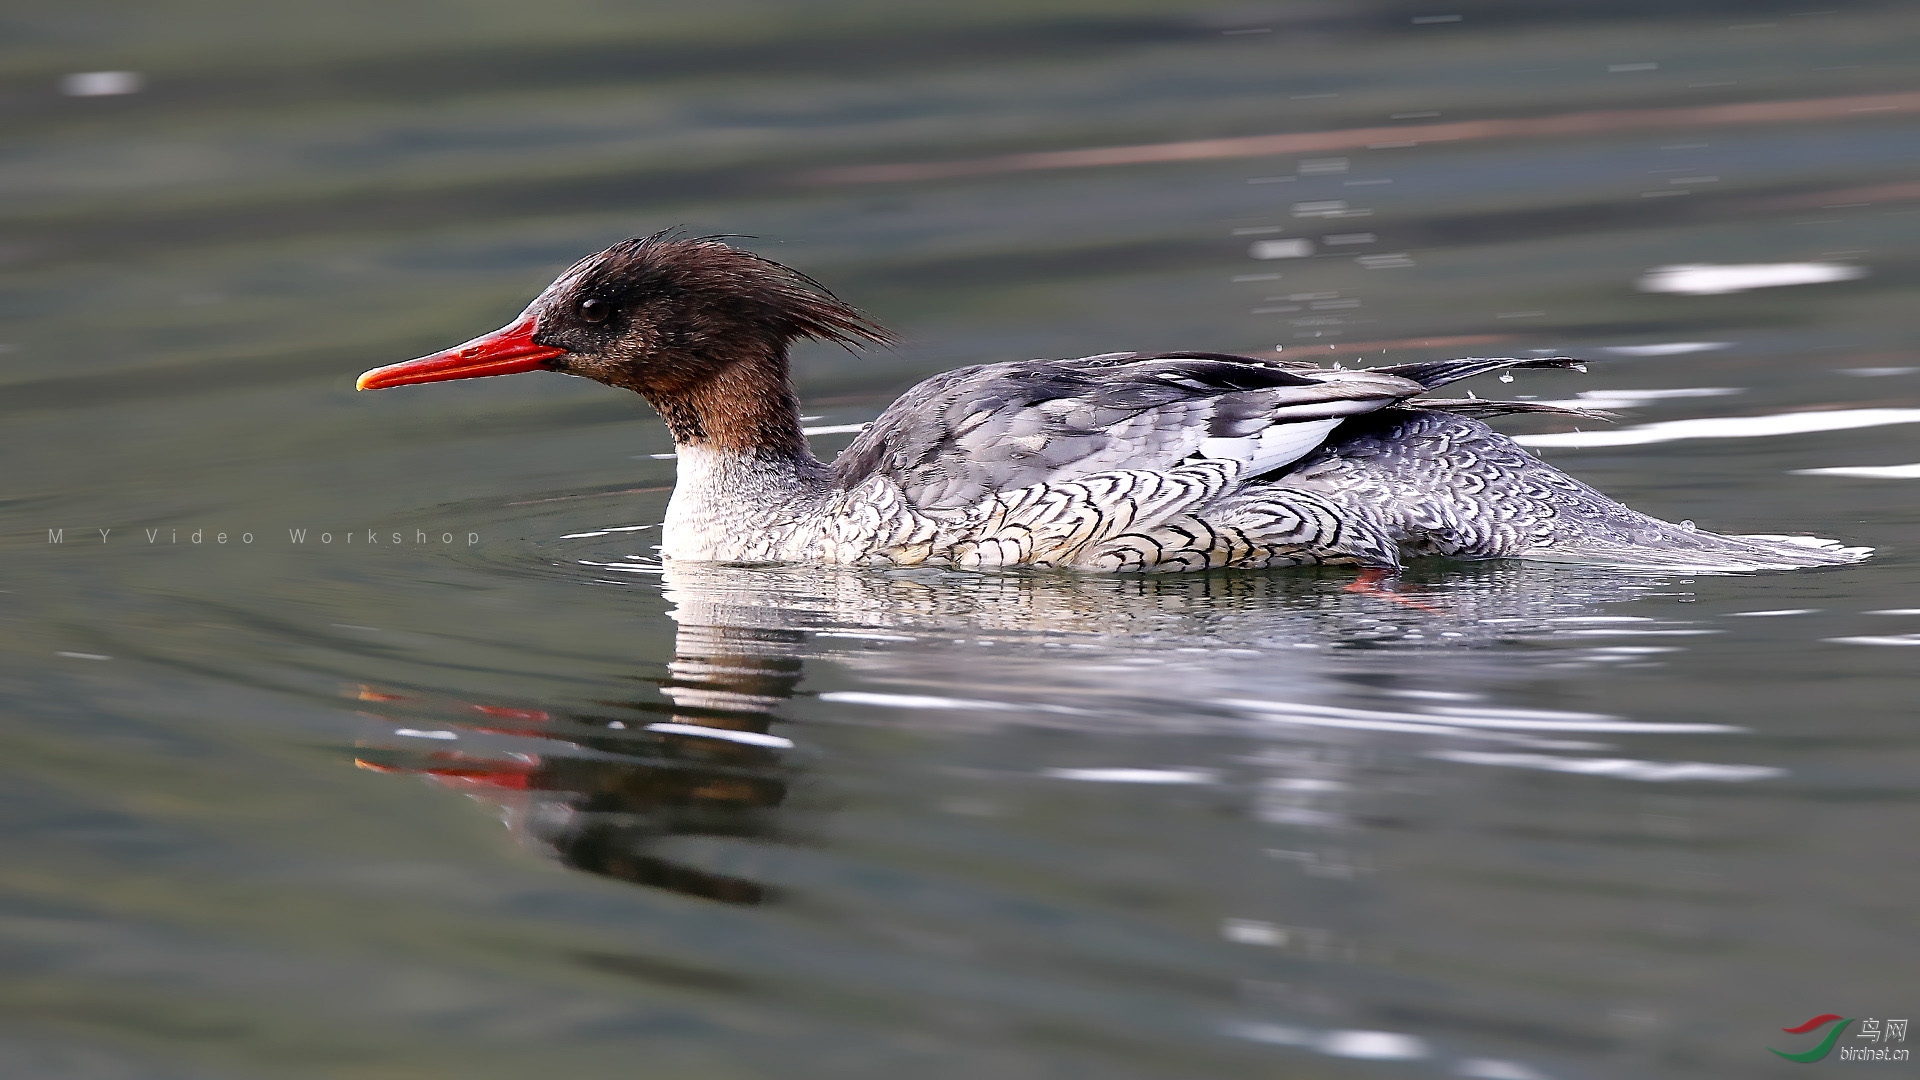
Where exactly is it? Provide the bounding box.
[357,234,1867,574]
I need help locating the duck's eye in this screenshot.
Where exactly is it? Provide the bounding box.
[579,298,609,324]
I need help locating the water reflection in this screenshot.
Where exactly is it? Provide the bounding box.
[335,559,1829,1074]
[352,620,806,904]
[354,557,1767,898]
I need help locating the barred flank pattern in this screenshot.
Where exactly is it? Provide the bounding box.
[1276,410,1866,571]
[746,459,1405,573]
[947,462,1234,569]
[663,353,1867,573]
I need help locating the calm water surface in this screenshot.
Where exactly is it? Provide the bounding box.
[3,3,1918,1077]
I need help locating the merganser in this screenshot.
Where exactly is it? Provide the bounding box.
[357,234,1868,574]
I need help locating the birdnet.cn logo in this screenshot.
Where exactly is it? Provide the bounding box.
[1768,1014,1910,1063]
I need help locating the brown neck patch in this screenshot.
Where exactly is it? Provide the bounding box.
[640,341,811,458]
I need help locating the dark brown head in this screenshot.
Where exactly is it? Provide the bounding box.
[356,234,893,450]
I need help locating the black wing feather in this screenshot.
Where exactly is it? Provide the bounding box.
[1371,356,1587,391]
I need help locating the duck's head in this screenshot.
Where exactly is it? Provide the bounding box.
[356,233,892,400]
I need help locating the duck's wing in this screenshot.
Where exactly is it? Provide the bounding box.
[828,352,1426,510]
[1368,354,1586,389]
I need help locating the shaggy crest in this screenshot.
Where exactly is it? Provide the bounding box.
[554,231,895,352]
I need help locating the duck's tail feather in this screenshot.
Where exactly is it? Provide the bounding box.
[1413,398,1619,422]
[1523,526,1873,572]
[1371,355,1586,391]
[1728,533,1875,567]
[1293,407,1870,574]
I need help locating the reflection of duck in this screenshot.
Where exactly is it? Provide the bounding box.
[358,233,1866,573]
[353,621,805,905]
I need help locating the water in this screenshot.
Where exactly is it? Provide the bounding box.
[4,3,1918,1076]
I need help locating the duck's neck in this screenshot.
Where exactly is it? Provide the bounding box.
[648,343,829,561]
[642,341,816,462]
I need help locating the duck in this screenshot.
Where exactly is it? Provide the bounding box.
[356,233,1868,574]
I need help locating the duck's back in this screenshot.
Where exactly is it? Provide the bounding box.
[829,352,1424,509]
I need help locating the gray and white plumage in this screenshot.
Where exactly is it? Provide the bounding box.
[830,352,1418,509]
[667,352,1866,573]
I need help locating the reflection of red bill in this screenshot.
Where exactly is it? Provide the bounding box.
[472,705,551,723]
[351,683,552,734]
[355,752,540,791]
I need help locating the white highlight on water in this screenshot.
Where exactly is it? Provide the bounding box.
[645,722,793,748]
[1826,634,1920,646]
[1044,768,1217,784]
[1637,262,1865,295]
[1319,1030,1432,1060]
[1525,386,1742,410]
[1249,238,1314,259]
[1221,698,1736,734]
[1516,407,1920,448]
[1221,1021,1431,1061]
[1600,341,1730,356]
[820,690,1092,716]
[1794,462,1920,479]
[1432,750,1784,782]
[62,71,143,96]
[560,524,660,538]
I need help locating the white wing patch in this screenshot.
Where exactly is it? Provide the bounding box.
[1196,418,1342,477]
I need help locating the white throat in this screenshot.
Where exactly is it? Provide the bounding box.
[660,444,826,562]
